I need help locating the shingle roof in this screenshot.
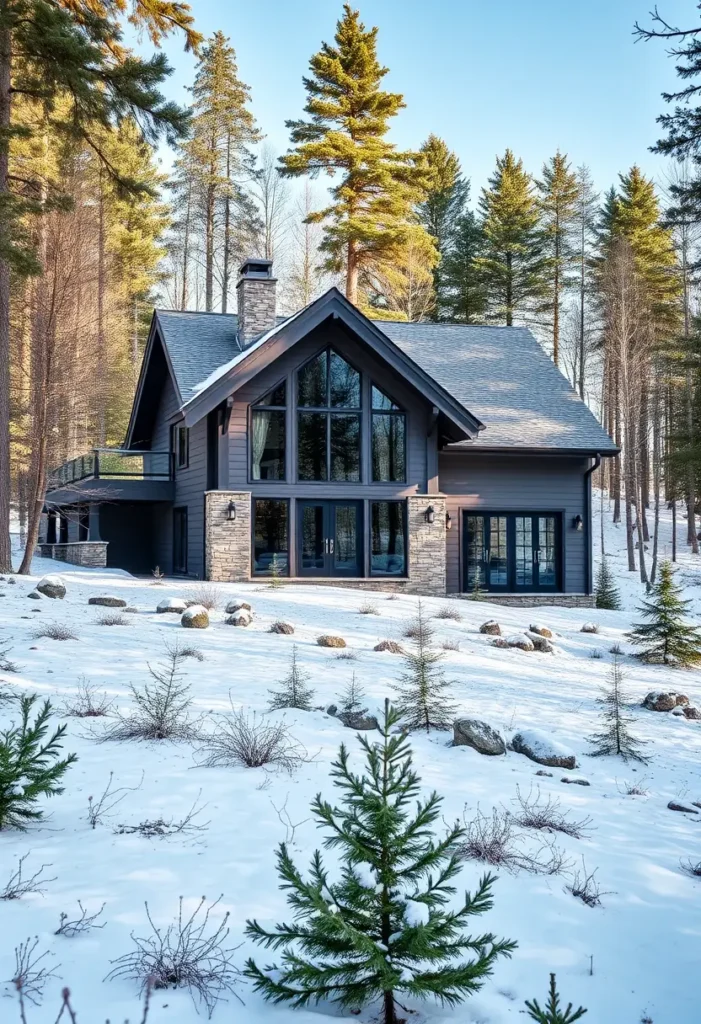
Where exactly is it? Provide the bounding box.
[154,307,616,454]
[375,321,617,453]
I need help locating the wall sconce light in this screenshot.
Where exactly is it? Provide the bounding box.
[445,511,452,531]
[572,514,583,531]
[227,500,237,521]
[425,505,435,525]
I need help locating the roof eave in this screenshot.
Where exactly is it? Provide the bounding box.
[442,444,620,457]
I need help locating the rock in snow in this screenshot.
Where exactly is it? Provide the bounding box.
[317,635,346,648]
[36,575,65,599]
[269,621,294,635]
[88,596,126,608]
[226,609,252,627]
[511,728,577,770]
[374,640,403,654]
[529,623,554,638]
[225,600,252,614]
[643,691,689,712]
[157,597,187,614]
[453,718,507,756]
[181,605,209,629]
[581,622,599,634]
[505,633,535,652]
[479,620,501,636]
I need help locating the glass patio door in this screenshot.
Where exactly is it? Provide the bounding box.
[463,512,561,593]
[298,500,362,577]
[464,514,509,592]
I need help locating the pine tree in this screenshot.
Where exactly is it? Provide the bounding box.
[627,560,701,665]
[573,165,599,398]
[416,135,469,319]
[337,673,367,716]
[268,645,315,711]
[279,4,428,304]
[394,601,456,731]
[525,974,587,1023]
[594,556,621,610]
[477,150,550,326]
[536,152,580,366]
[588,653,649,762]
[0,695,77,830]
[244,700,515,1024]
[441,209,487,323]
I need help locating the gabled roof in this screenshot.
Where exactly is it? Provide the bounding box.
[377,322,617,453]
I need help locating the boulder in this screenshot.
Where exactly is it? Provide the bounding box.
[374,640,404,654]
[26,591,42,600]
[526,632,554,653]
[181,605,209,629]
[157,597,187,614]
[88,596,126,608]
[8,577,16,584]
[479,620,501,636]
[317,635,346,648]
[580,622,599,634]
[326,704,338,717]
[535,769,553,777]
[512,728,577,770]
[683,705,701,721]
[225,600,252,614]
[561,777,590,787]
[338,711,379,731]
[36,575,65,599]
[668,801,699,814]
[505,633,535,652]
[226,609,251,627]
[453,718,507,756]
[269,621,294,635]
[529,623,553,638]
[642,691,689,712]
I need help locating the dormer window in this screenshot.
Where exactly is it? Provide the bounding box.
[297,349,361,481]
[371,385,405,482]
[251,381,286,480]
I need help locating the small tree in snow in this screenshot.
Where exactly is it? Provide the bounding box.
[244,700,515,1024]
[0,695,77,830]
[337,673,367,717]
[268,646,315,711]
[627,560,701,665]
[588,654,648,763]
[394,601,456,731]
[525,973,587,1022]
[594,557,620,610]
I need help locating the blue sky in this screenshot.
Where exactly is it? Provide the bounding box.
[150,0,693,199]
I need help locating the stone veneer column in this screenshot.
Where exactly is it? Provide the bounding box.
[406,495,447,596]
[205,491,252,582]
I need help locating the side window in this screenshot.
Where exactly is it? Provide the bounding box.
[177,425,189,469]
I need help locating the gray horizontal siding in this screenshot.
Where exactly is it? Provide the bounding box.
[174,415,207,578]
[439,453,590,594]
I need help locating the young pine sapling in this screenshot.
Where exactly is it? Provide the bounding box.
[393,601,456,731]
[525,973,587,1022]
[588,654,649,763]
[627,560,701,665]
[268,646,315,711]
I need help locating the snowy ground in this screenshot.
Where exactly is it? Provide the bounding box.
[1,496,700,1024]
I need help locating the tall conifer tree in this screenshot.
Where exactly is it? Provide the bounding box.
[477,150,549,326]
[537,151,580,365]
[441,210,487,323]
[279,4,427,304]
[417,134,468,319]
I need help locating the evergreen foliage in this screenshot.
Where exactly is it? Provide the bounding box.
[594,556,621,610]
[525,973,587,1023]
[417,134,469,318]
[588,653,649,763]
[279,3,429,304]
[627,560,701,664]
[268,645,315,711]
[441,209,488,323]
[337,673,367,717]
[0,694,77,830]
[536,151,580,365]
[244,700,515,1024]
[394,601,456,731]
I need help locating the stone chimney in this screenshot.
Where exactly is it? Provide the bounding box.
[236,258,277,347]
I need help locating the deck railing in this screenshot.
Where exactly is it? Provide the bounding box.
[47,448,172,491]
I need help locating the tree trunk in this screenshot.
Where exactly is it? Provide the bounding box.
[613,369,621,524]
[205,183,215,312]
[383,990,397,1024]
[97,169,107,446]
[578,215,585,399]
[505,251,513,327]
[222,135,232,314]
[0,12,12,572]
[346,239,358,304]
[639,380,650,542]
[180,181,192,310]
[553,233,560,366]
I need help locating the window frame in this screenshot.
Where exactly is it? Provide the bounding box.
[295,347,362,484]
[371,382,406,484]
[248,377,288,484]
[251,497,290,577]
[176,424,189,470]
[369,499,408,578]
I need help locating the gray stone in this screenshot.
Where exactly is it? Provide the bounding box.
[226,600,252,614]
[36,576,65,599]
[27,591,42,600]
[453,718,506,756]
[374,640,403,653]
[561,777,590,787]
[512,731,577,770]
[205,491,252,582]
[317,635,346,648]
[8,577,16,584]
[529,624,553,638]
[683,705,701,721]
[157,598,187,614]
[580,622,599,634]
[668,801,698,814]
[505,633,535,652]
[269,621,294,635]
[535,770,553,777]
[88,596,127,608]
[526,632,555,653]
[643,691,689,712]
[480,620,501,635]
[339,711,379,731]
[226,609,252,627]
[181,605,209,629]
[326,704,338,717]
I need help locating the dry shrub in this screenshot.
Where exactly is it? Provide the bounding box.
[514,786,593,839]
[195,703,309,773]
[566,858,611,907]
[96,613,129,626]
[32,622,78,641]
[460,806,572,876]
[1,854,55,900]
[187,584,220,611]
[358,602,379,615]
[62,678,113,718]
[434,605,463,621]
[441,639,460,652]
[11,937,58,1006]
[681,857,701,878]
[55,901,106,937]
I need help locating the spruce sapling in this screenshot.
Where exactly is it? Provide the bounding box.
[268,554,283,589]
[245,700,515,1024]
[268,645,315,711]
[525,973,587,1022]
[393,601,456,731]
[0,695,77,830]
[594,557,620,610]
[588,653,649,763]
[337,673,367,717]
[470,566,485,601]
[627,560,701,665]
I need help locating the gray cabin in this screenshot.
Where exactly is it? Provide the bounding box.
[42,258,618,605]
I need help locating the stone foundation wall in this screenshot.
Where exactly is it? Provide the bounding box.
[451,592,595,608]
[38,541,108,568]
[205,490,252,582]
[406,495,447,596]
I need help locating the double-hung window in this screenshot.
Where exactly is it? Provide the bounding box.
[297,349,361,481]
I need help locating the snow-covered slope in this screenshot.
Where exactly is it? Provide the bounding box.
[0,496,699,1024]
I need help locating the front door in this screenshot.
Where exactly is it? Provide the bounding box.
[298,500,362,577]
[463,512,561,593]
